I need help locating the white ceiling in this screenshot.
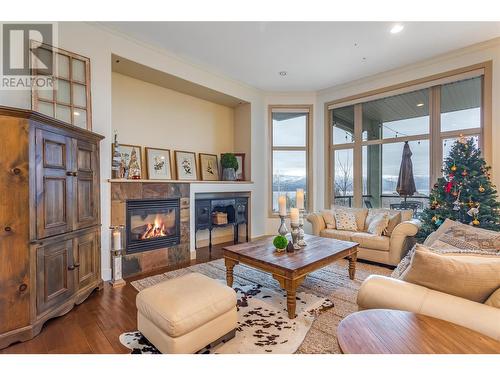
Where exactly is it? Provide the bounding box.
[102,22,500,92]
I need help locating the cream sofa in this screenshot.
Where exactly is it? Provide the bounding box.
[357,275,500,340]
[307,207,421,266]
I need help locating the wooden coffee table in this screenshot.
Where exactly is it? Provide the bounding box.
[223,234,358,319]
[337,309,500,354]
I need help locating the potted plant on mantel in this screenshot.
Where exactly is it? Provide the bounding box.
[221,153,239,181]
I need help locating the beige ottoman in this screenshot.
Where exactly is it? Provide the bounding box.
[136,272,238,353]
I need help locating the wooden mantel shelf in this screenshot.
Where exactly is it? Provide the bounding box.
[107,179,254,184]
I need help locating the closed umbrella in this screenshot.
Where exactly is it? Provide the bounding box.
[396,141,417,204]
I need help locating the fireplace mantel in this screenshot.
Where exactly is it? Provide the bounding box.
[108,179,253,184]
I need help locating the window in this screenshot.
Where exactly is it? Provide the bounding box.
[32,43,92,130]
[270,106,312,215]
[327,64,490,210]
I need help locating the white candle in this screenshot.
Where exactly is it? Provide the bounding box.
[112,229,122,250]
[296,189,304,210]
[278,195,287,216]
[290,208,300,224]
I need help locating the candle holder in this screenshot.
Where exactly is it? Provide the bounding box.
[290,222,301,250]
[278,214,288,236]
[298,209,307,247]
[110,225,126,288]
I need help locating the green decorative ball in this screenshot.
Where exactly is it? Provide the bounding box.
[273,235,288,250]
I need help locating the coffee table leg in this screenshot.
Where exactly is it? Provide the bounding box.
[286,288,297,319]
[348,252,357,280]
[225,258,238,287]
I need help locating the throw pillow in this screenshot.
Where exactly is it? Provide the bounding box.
[366,213,390,236]
[383,212,402,236]
[392,219,500,279]
[321,210,336,229]
[485,288,500,309]
[334,210,358,231]
[402,245,500,303]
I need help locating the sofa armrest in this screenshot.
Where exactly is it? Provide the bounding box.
[357,275,500,341]
[307,213,326,236]
[388,219,421,264]
[391,219,421,237]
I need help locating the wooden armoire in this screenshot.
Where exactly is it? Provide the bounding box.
[0,106,104,349]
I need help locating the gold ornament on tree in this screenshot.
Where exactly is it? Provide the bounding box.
[479,185,485,193]
[450,163,457,172]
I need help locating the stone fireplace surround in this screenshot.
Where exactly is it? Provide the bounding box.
[111,182,190,277]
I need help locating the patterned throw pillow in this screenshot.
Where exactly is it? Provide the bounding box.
[366,213,390,236]
[334,210,358,231]
[321,210,336,229]
[365,209,402,236]
[392,219,500,279]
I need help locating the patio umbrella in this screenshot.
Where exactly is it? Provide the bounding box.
[396,141,417,203]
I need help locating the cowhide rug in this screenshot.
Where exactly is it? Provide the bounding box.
[120,281,334,354]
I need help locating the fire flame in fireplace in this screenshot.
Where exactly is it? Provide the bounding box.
[140,214,168,240]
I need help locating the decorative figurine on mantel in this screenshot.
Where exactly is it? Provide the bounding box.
[128,147,142,179]
[111,131,122,179]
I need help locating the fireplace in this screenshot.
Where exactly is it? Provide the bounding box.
[126,198,180,254]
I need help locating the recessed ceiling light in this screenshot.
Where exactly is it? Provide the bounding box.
[74,112,80,116]
[390,24,404,34]
[416,103,424,107]
[279,71,287,76]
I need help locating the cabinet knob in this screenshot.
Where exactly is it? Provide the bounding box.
[74,263,80,268]
[12,168,21,175]
[4,226,12,232]
[72,171,78,177]
[19,283,27,292]
[68,265,75,271]
[66,171,73,176]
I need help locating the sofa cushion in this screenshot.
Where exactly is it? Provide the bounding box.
[366,213,390,236]
[136,273,237,337]
[321,209,336,229]
[320,229,356,242]
[402,245,500,303]
[351,232,390,251]
[334,210,358,231]
[485,288,500,309]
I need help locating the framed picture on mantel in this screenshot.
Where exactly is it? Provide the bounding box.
[199,153,220,181]
[146,147,172,180]
[174,150,198,180]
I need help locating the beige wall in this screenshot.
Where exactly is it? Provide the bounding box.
[112,72,235,162]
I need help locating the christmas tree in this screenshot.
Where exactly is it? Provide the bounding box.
[418,135,500,241]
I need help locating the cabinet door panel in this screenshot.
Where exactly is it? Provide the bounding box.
[74,140,99,229]
[74,230,99,291]
[36,129,73,238]
[36,240,75,316]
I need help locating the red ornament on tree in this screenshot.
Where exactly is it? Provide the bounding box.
[445,181,453,193]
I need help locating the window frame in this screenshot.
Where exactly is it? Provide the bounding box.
[31,42,93,130]
[269,104,313,217]
[325,62,492,208]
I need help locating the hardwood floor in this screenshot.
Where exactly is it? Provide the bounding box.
[0,244,224,354]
